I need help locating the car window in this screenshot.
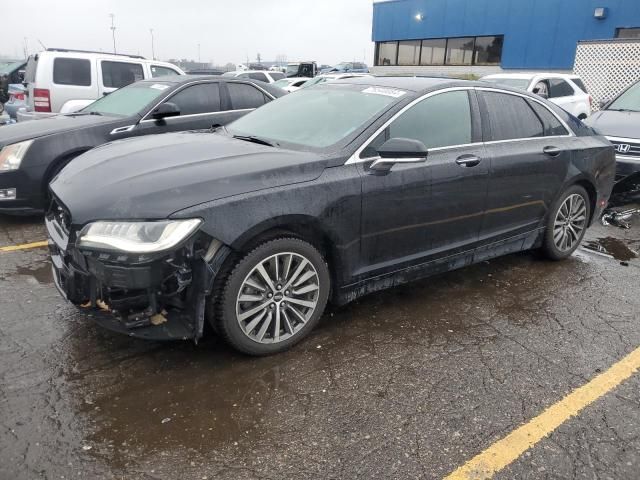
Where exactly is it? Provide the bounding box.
[608,81,640,112]
[53,58,91,86]
[270,72,285,80]
[571,78,588,93]
[227,82,267,109]
[151,65,179,78]
[361,91,472,158]
[548,79,575,98]
[248,72,269,82]
[167,83,221,115]
[101,61,144,89]
[527,100,569,136]
[483,91,544,141]
[83,82,171,117]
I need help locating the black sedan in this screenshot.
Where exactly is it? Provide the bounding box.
[47,77,615,355]
[0,76,284,214]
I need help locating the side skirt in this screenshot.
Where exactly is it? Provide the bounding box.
[335,229,542,306]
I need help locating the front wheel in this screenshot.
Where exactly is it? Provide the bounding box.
[541,185,590,260]
[214,237,330,355]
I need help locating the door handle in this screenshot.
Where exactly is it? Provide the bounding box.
[543,146,562,157]
[455,154,481,167]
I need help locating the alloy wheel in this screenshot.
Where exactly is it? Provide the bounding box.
[236,252,320,344]
[553,193,587,252]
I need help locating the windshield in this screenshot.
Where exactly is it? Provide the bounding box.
[608,82,640,112]
[226,85,399,149]
[300,77,327,88]
[0,61,23,75]
[482,77,531,90]
[83,82,172,117]
[273,79,293,88]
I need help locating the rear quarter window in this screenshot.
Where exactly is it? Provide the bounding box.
[53,58,91,86]
[101,61,144,88]
[571,78,588,94]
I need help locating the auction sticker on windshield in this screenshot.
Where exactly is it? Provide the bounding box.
[150,84,170,90]
[362,86,406,98]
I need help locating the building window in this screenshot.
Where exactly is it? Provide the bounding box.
[420,39,446,65]
[397,40,421,66]
[375,35,503,66]
[616,28,640,39]
[473,36,504,65]
[377,41,398,66]
[446,37,475,65]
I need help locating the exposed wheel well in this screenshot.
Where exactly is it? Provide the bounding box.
[573,179,597,223]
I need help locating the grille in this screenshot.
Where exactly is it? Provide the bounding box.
[49,198,72,236]
[609,139,640,158]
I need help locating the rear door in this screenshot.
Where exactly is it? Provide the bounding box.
[477,89,574,244]
[357,89,489,279]
[98,60,145,97]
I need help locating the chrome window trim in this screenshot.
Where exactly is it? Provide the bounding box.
[139,108,254,124]
[346,86,575,165]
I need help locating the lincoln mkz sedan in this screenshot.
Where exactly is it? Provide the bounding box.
[47,77,615,355]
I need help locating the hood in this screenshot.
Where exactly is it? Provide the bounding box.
[585,110,640,140]
[0,114,120,146]
[51,131,327,225]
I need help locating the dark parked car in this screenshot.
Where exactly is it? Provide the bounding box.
[0,76,284,214]
[585,80,640,180]
[47,77,615,355]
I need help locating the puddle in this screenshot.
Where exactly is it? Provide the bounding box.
[15,262,54,284]
[583,237,638,262]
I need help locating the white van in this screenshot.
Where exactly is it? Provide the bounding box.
[18,48,184,121]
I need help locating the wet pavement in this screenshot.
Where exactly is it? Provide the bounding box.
[1,207,639,479]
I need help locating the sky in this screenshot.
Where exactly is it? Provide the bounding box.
[1,0,377,66]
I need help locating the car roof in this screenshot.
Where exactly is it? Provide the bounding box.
[332,76,462,92]
[483,73,581,80]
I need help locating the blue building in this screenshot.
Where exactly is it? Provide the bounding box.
[372,0,640,73]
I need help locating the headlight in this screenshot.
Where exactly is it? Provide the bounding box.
[77,219,202,253]
[0,140,33,171]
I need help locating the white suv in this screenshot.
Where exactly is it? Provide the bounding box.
[481,73,591,119]
[18,48,184,121]
[221,70,285,83]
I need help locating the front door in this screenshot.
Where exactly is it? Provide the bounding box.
[356,89,489,279]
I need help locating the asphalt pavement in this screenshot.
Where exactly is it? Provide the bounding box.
[0,207,639,480]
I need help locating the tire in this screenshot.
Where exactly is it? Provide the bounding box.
[214,237,330,356]
[541,185,590,260]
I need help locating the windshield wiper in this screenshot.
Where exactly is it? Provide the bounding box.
[232,134,275,147]
[65,111,103,117]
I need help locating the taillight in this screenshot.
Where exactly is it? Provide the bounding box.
[10,92,26,101]
[33,88,51,112]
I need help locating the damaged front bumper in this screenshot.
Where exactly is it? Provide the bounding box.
[46,207,229,342]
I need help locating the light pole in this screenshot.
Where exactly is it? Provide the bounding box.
[198,43,201,63]
[150,29,155,60]
[109,14,117,54]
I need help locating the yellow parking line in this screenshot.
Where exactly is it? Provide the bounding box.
[445,345,640,480]
[0,240,48,253]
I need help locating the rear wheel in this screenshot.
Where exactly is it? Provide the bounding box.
[541,185,590,260]
[214,237,330,355]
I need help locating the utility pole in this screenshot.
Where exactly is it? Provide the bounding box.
[150,29,155,60]
[22,37,28,58]
[198,43,201,63]
[109,14,117,54]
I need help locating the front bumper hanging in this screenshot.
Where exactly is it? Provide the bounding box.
[46,212,229,342]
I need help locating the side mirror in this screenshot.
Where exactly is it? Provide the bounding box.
[598,99,611,110]
[151,102,180,119]
[370,138,428,172]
